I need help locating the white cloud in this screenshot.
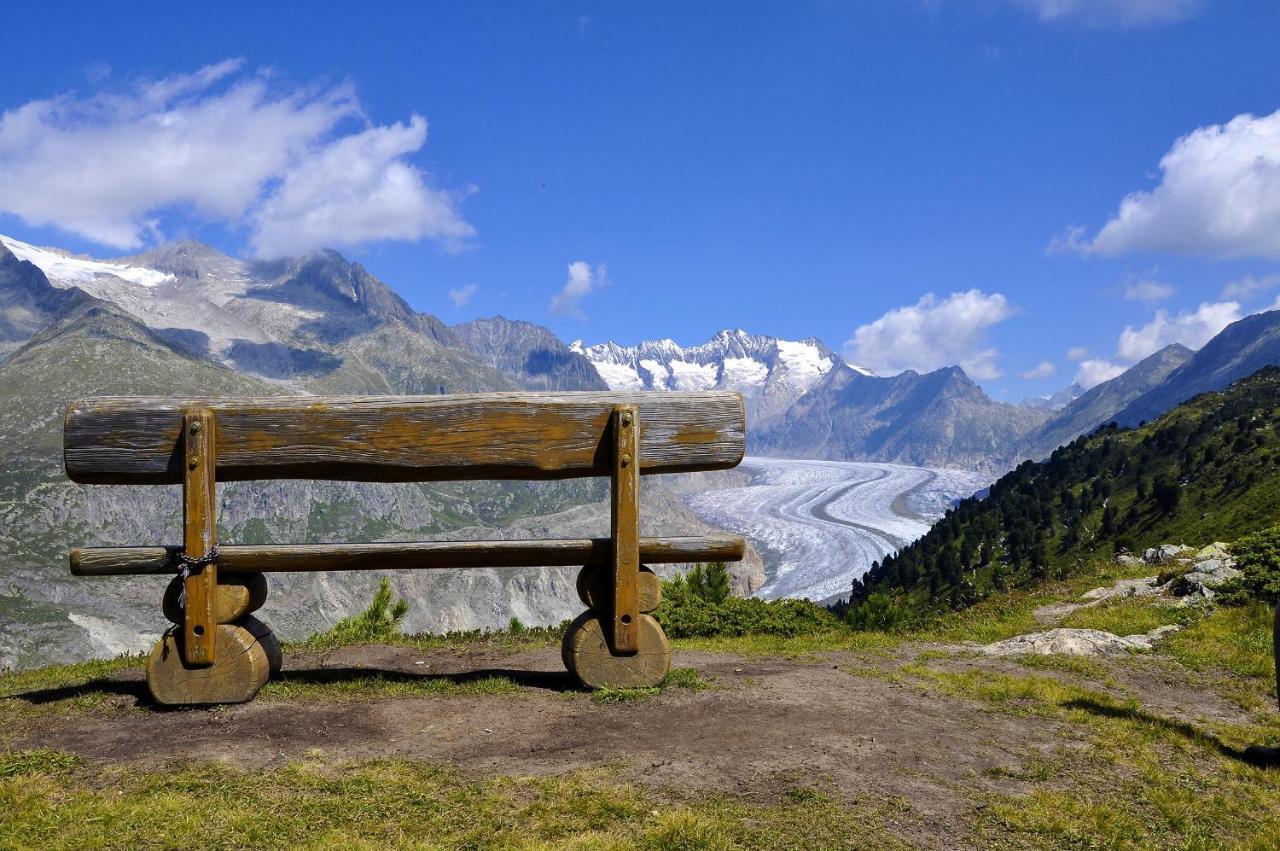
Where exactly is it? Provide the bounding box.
[1116,301,1242,362]
[1123,277,1174,302]
[1223,272,1280,301]
[448,283,478,308]
[1074,358,1126,389]
[1066,346,1090,361]
[549,261,607,320]
[1075,109,1280,259]
[1021,362,1056,380]
[843,289,1015,380]
[1005,0,1199,26]
[0,60,473,256]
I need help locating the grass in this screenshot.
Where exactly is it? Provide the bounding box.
[263,673,521,702]
[1058,595,1195,635]
[588,667,713,704]
[0,756,916,850]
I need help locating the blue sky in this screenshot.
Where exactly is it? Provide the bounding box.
[1,1,1278,401]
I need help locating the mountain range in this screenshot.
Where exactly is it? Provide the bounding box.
[5,231,1280,666]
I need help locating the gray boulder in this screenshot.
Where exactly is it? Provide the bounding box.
[1143,544,1193,565]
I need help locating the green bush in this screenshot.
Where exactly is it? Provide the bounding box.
[653,575,839,638]
[307,578,409,648]
[845,592,912,632]
[685,562,732,604]
[1219,526,1280,604]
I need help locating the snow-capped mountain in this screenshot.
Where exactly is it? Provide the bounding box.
[572,329,872,427]
[0,233,510,394]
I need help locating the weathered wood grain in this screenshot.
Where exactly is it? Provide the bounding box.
[162,571,268,625]
[146,624,271,706]
[610,405,640,654]
[562,612,671,689]
[181,408,217,665]
[64,391,746,484]
[71,535,746,576]
[578,565,661,613]
[240,615,282,676]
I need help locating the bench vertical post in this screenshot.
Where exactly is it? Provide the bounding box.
[181,407,218,665]
[610,404,640,655]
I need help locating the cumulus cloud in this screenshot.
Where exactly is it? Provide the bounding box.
[1116,301,1242,362]
[549,261,607,320]
[1071,110,1280,259]
[1066,346,1090,361]
[1222,272,1280,301]
[448,283,478,308]
[1004,0,1200,26]
[1021,362,1056,380]
[0,60,473,257]
[843,289,1015,380]
[1123,276,1174,302]
[1074,358,1127,389]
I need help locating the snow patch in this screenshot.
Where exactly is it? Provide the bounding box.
[775,339,833,391]
[1,234,174,289]
[639,358,671,389]
[668,360,718,391]
[593,360,646,390]
[722,357,769,392]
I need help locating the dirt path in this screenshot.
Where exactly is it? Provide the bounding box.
[10,636,1258,842]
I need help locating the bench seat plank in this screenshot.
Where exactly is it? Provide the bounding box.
[64,391,746,484]
[71,534,747,576]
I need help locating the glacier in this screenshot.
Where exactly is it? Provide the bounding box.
[681,457,989,602]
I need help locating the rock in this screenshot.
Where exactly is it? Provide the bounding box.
[1114,554,1144,568]
[981,625,1180,657]
[1143,544,1193,565]
[1168,558,1242,598]
[1079,577,1160,603]
[1193,542,1231,563]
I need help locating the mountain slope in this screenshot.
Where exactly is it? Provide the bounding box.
[0,234,510,396]
[0,241,83,359]
[1114,310,1280,427]
[1019,344,1193,460]
[453,316,608,391]
[854,366,1280,611]
[753,363,1051,472]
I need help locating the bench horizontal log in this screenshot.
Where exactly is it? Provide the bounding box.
[64,391,746,484]
[71,534,747,576]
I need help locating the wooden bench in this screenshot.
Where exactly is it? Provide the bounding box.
[64,391,747,705]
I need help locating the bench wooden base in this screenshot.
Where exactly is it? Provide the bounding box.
[147,620,274,705]
[149,573,280,706]
[565,563,671,689]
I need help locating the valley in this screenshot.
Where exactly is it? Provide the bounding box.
[681,457,988,602]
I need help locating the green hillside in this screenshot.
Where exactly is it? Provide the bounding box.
[852,366,1280,612]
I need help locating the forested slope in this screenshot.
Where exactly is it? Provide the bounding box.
[852,366,1280,611]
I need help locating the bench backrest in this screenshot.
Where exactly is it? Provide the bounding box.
[64,391,746,485]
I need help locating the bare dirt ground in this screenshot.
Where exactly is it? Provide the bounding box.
[7,638,1261,843]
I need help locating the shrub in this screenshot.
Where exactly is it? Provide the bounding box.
[1218,526,1280,604]
[653,576,839,638]
[307,578,409,648]
[845,592,912,632]
[686,562,732,604]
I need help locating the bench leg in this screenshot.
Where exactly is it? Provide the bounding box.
[148,571,280,705]
[563,563,671,689]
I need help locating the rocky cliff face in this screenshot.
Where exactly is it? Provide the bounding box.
[453,316,608,391]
